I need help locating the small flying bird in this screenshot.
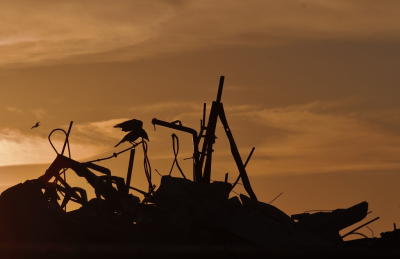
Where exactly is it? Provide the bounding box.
[114,119,149,147]
[31,121,40,129]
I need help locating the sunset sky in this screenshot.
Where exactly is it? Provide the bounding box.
[1,0,400,238]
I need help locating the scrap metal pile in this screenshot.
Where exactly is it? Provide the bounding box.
[0,77,398,250]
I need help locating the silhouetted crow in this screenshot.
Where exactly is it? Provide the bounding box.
[114,119,143,132]
[31,121,40,129]
[115,128,149,147]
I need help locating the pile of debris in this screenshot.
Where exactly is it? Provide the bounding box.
[0,76,396,252]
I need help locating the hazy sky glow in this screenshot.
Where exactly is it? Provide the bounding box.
[2,1,400,66]
[1,0,400,239]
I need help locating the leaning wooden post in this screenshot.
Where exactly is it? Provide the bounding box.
[218,103,258,201]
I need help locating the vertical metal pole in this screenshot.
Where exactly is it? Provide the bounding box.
[197,104,207,143]
[126,149,136,195]
[201,101,219,183]
[200,76,225,183]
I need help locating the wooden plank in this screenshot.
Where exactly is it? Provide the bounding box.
[218,103,258,200]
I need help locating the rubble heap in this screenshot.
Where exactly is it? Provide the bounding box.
[0,76,395,251]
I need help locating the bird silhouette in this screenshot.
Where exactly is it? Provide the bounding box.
[115,128,149,147]
[114,119,149,147]
[114,119,143,132]
[31,121,40,129]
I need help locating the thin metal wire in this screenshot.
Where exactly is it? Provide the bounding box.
[366,226,375,238]
[168,134,186,179]
[48,126,73,212]
[268,192,283,205]
[231,190,239,195]
[154,169,162,177]
[142,141,154,195]
[85,141,143,163]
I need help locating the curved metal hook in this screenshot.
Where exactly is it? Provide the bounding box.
[48,128,71,158]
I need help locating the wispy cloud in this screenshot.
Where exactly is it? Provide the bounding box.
[0,35,38,46]
[1,1,400,66]
[30,108,46,119]
[129,101,203,124]
[129,101,200,113]
[224,85,253,92]
[229,101,400,175]
[5,107,22,114]
[72,118,128,145]
[0,128,102,166]
[0,1,174,66]
[0,118,139,167]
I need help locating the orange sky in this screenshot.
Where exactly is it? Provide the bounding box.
[1,0,400,239]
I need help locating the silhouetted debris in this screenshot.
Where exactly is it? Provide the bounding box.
[0,180,62,243]
[291,202,368,246]
[0,76,397,257]
[380,229,400,248]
